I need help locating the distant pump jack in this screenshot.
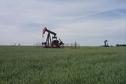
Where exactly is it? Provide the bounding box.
[104,40,109,47]
[42,27,64,48]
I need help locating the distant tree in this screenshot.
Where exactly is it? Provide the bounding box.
[116,44,126,47]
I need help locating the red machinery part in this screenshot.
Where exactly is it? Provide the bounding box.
[42,27,47,34]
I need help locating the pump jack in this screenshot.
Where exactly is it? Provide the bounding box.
[42,27,64,48]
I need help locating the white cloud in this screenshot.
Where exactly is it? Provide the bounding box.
[53,19,126,45]
[0,24,42,45]
[0,0,126,45]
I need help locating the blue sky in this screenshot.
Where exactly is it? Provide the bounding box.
[0,0,126,46]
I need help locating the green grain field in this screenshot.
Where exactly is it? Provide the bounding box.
[0,46,126,84]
